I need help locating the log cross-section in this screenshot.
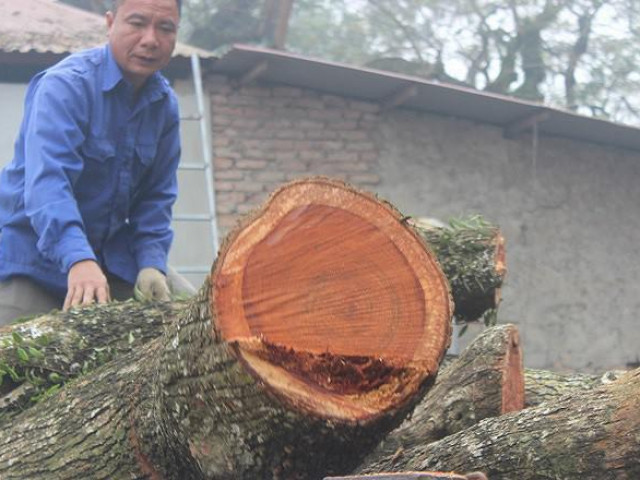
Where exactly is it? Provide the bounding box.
[212,177,453,423]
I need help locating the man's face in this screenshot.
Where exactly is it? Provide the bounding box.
[106,0,179,90]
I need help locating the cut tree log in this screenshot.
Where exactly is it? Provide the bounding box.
[0,177,453,479]
[0,195,504,413]
[359,324,523,468]
[355,368,640,479]
[0,301,181,417]
[524,368,626,407]
[409,216,506,324]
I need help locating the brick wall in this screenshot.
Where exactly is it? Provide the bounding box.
[207,75,381,234]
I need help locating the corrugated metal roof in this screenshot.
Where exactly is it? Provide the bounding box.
[212,44,640,152]
[0,0,212,59]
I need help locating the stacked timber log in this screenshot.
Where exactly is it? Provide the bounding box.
[0,177,637,479]
[0,177,454,479]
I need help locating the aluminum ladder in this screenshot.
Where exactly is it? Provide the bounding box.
[173,53,220,277]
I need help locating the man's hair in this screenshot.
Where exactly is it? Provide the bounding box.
[112,0,182,15]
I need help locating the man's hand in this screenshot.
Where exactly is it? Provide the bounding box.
[64,260,110,311]
[134,267,171,302]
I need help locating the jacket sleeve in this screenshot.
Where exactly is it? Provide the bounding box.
[22,72,96,273]
[129,93,181,274]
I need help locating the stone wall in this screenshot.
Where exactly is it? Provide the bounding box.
[205,74,640,372]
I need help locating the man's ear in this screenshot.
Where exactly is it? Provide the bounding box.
[106,11,115,31]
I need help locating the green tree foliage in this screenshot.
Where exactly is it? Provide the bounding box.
[290,0,640,125]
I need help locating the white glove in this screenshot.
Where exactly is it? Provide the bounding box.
[134,268,171,302]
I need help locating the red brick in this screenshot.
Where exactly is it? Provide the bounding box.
[344,111,362,120]
[217,191,247,204]
[273,107,310,119]
[237,203,258,214]
[295,140,343,151]
[213,137,231,148]
[226,95,258,106]
[295,98,325,109]
[237,159,269,169]
[348,100,379,113]
[213,148,240,159]
[238,86,272,97]
[297,120,325,130]
[304,129,338,140]
[339,131,369,141]
[231,118,261,129]
[273,86,303,98]
[214,157,234,169]
[214,181,234,192]
[309,109,344,121]
[273,129,303,140]
[334,162,370,172]
[215,170,244,180]
[245,191,269,205]
[262,97,294,108]
[278,160,308,172]
[325,152,360,163]
[321,94,347,108]
[359,152,379,163]
[329,121,358,131]
[255,171,287,182]
[232,181,264,192]
[286,171,320,181]
[298,150,324,161]
[269,139,296,151]
[217,213,239,231]
[242,107,275,118]
[274,151,297,162]
[244,149,268,160]
[211,115,232,126]
[210,94,228,104]
[345,142,376,152]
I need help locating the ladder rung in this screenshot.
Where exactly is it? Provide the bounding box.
[174,214,214,222]
[174,266,211,274]
[180,114,203,121]
[179,163,209,171]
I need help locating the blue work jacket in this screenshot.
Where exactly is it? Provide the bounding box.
[0,45,181,298]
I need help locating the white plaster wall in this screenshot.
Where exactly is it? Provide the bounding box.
[374,110,640,371]
[0,83,27,170]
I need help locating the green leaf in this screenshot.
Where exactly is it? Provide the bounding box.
[5,365,21,382]
[11,332,24,345]
[128,331,135,345]
[27,347,45,359]
[17,347,29,362]
[35,335,51,347]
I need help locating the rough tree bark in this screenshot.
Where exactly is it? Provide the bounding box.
[359,324,523,468]
[0,301,181,417]
[409,217,506,323]
[524,368,626,408]
[356,368,640,479]
[0,178,453,480]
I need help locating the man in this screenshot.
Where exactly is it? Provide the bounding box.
[0,0,193,325]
